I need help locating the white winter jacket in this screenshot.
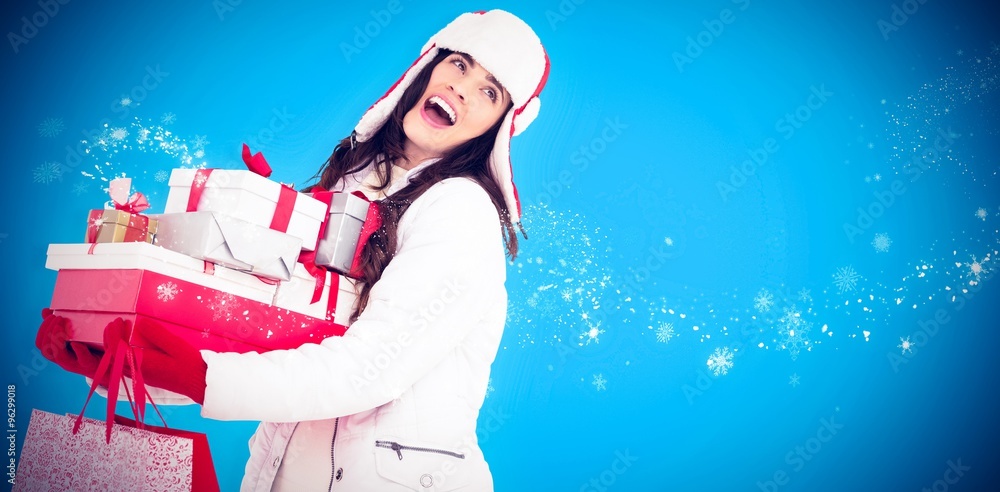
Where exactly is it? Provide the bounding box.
[199,159,508,491]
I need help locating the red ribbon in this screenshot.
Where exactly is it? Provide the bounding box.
[242,143,273,178]
[297,251,340,321]
[185,169,215,212]
[269,184,297,233]
[113,192,150,215]
[75,320,165,443]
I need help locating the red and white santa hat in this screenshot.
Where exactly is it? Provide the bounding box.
[353,9,550,239]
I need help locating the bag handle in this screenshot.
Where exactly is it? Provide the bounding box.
[73,319,167,443]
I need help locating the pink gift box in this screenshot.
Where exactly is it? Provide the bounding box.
[49,268,347,352]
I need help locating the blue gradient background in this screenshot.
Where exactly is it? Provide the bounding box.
[3,1,999,491]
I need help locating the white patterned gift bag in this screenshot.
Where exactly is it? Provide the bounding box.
[13,409,218,492]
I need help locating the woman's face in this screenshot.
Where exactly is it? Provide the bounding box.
[401,52,510,164]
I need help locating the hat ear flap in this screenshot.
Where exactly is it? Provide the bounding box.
[511,96,540,137]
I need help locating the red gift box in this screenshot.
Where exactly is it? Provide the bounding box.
[50,268,347,352]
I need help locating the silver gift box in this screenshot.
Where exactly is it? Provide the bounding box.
[149,211,302,282]
[314,192,372,276]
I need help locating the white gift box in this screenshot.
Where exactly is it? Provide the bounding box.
[150,211,301,282]
[274,262,358,326]
[313,191,372,276]
[45,242,277,304]
[164,169,327,251]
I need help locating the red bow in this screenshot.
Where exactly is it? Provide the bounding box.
[109,177,150,214]
[242,143,272,177]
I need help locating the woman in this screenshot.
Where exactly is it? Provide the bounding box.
[36,9,549,491]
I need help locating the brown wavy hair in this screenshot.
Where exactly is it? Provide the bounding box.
[304,48,519,324]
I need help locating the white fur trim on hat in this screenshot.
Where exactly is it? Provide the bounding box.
[352,9,550,238]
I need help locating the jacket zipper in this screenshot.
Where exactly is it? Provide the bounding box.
[375,440,466,460]
[326,417,340,491]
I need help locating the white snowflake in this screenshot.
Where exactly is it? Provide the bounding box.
[192,135,209,148]
[975,208,988,221]
[193,149,205,159]
[707,347,734,376]
[797,288,812,303]
[898,336,912,354]
[193,172,209,187]
[592,373,607,391]
[161,112,176,124]
[208,292,238,321]
[157,282,180,302]
[753,288,774,313]
[485,377,495,399]
[873,173,882,181]
[776,306,811,360]
[872,233,892,253]
[37,117,65,137]
[580,322,605,345]
[137,127,151,142]
[655,322,675,344]
[789,373,800,387]
[664,237,674,246]
[109,127,128,142]
[963,254,990,285]
[72,181,89,196]
[525,295,538,308]
[120,96,132,107]
[32,162,64,184]
[832,265,862,294]
[154,170,169,183]
[560,288,573,302]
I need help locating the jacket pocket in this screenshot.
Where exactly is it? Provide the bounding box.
[373,439,472,491]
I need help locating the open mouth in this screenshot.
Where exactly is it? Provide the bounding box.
[423,95,456,126]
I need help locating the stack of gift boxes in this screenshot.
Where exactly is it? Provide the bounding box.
[45,145,379,355]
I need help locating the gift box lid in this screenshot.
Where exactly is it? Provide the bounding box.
[45,242,276,305]
[323,192,373,221]
[168,169,328,219]
[149,211,301,282]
